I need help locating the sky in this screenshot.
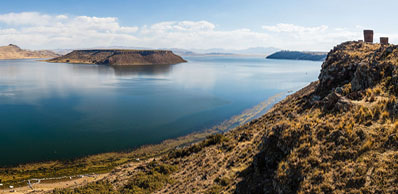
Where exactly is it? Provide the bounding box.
[0,0,397,51]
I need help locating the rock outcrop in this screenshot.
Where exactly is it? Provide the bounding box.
[0,44,59,59]
[238,41,398,193]
[46,49,187,65]
[316,41,396,97]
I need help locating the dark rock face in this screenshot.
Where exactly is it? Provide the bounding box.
[235,83,317,194]
[316,41,398,98]
[7,44,21,49]
[47,49,187,66]
[322,92,352,112]
[236,124,294,194]
[316,41,363,97]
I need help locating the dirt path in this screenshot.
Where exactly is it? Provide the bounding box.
[0,173,108,194]
[0,159,148,194]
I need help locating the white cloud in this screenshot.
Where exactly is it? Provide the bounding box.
[0,13,274,50]
[0,12,53,26]
[56,15,68,20]
[261,23,362,51]
[0,12,139,49]
[262,23,328,33]
[119,26,139,33]
[139,21,270,49]
[0,12,374,51]
[151,21,215,32]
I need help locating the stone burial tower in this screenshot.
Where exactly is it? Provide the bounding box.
[380,37,389,45]
[364,30,374,43]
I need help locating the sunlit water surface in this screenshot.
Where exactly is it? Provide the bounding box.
[0,56,321,165]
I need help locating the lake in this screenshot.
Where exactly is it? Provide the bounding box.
[0,56,321,166]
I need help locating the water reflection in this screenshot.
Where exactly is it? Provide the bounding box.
[0,57,322,165]
[112,64,173,76]
[68,63,115,75]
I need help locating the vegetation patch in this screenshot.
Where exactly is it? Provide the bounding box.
[168,134,227,158]
[121,162,177,194]
[53,181,118,194]
[52,162,177,194]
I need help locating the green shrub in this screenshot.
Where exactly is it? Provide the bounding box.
[53,181,118,194]
[206,185,223,194]
[121,162,177,194]
[214,176,232,186]
[168,134,226,158]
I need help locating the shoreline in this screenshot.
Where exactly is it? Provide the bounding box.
[0,91,286,191]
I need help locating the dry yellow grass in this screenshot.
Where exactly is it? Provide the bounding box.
[5,41,398,194]
[0,44,58,59]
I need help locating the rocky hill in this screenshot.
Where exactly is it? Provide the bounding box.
[267,50,327,61]
[0,44,59,59]
[5,41,398,193]
[46,49,186,65]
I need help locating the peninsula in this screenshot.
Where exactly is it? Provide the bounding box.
[267,50,327,61]
[0,44,59,59]
[46,49,187,65]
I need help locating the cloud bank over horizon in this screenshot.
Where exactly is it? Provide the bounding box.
[0,12,376,51]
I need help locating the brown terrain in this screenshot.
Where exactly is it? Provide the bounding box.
[2,41,398,194]
[46,50,187,65]
[0,44,59,59]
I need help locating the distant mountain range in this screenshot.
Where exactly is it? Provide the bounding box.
[183,47,279,56]
[51,47,280,57]
[266,50,328,61]
[50,47,329,62]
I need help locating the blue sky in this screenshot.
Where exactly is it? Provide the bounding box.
[0,0,396,50]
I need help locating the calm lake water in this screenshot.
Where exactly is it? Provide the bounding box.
[0,56,321,166]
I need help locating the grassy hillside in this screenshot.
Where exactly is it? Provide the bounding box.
[237,41,398,193]
[6,41,398,193]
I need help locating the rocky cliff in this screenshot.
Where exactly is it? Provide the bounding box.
[46,49,187,65]
[0,44,59,59]
[13,41,398,194]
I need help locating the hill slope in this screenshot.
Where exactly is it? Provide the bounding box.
[18,41,398,193]
[46,50,187,66]
[267,50,327,61]
[0,44,59,59]
[237,41,398,193]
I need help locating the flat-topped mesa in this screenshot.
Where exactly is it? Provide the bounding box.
[46,49,187,65]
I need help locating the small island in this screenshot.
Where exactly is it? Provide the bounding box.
[46,49,187,65]
[266,50,327,61]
